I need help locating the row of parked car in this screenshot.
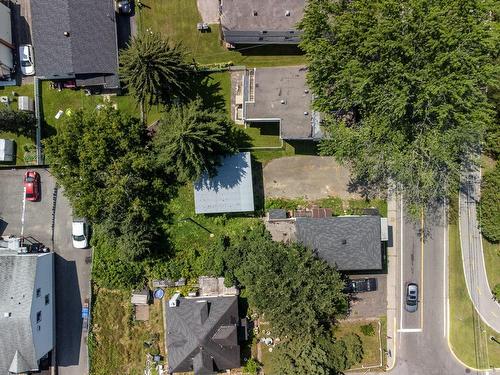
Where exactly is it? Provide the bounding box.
[22,171,90,249]
[344,277,419,312]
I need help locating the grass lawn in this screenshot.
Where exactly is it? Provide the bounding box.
[90,287,165,375]
[165,184,261,276]
[265,196,388,217]
[483,239,500,292]
[335,318,385,370]
[2,83,161,135]
[448,198,500,369]
[480,157,500,293]
[137,0,306,67]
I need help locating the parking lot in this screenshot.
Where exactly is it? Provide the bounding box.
[347,275,387,319]
[0,168,90,375]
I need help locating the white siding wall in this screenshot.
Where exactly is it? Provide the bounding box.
[0,3,13,70]
[30,253,54,360]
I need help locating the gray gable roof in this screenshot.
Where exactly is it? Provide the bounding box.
[295,216,383,271]
[30,0,119,88]
[166,296,240,374]
[0,254,39,374]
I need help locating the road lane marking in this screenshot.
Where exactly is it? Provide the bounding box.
[400,195,404,330]
[477,287,482,296]
[443,202,447,338]
[397,328,423,333]
[420,209,424,330]
[21,186,26,238]
[492,311,498,317]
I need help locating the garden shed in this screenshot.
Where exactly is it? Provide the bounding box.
[0,139,14,162]
[194,152,254,214]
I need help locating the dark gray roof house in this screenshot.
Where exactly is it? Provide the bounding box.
[234,67,322,140]
[30,0,120,89]
[221,0,305,46]
[166,296,241,374]
[194,152,254,214]
[295,216,383,271]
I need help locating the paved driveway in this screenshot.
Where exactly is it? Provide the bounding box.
[0,168,90,375]
[263,156,364,201]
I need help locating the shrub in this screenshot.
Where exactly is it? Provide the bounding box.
[479,163,500,243]
[360,323,375,336]
[242,358,260,375]
[493,284,500,301]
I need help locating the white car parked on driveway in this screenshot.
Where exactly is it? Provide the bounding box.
[19,44,35,76]
[72,219,89,248]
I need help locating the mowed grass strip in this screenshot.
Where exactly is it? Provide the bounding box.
[335,319,385,369]
[90,288,165,375]
[137,0,306,67]
[448,199,500,369]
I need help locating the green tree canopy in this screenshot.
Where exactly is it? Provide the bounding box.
[44,107,174,259]
[270,331,363,375]
[0,108,36,137]
[300,0,499,207]
[479,162,500,242]
[119,32,193,121]
[153,99,238,182]
[207,225,348,338]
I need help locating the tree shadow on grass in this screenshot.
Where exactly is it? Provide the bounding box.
[185,72,226,112]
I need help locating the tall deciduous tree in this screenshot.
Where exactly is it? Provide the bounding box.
[209,225,349,338]
[0,108,36,136]
[119,32,192,122]
[44,107,173,259]
[300,0,499,208]
[153,99,238,182]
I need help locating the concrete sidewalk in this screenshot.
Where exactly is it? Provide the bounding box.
[459,168,500,333]
[386,191,399,370]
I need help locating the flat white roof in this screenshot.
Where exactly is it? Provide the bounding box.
[194,152,254,214]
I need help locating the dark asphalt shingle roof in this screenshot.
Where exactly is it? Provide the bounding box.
[295,216,383,271]
[166,296,240,374]
[31,0,119,88]
[221,0,304,45]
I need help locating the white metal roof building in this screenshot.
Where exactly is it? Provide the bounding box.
[194,152,255,214]
[0,139,15,162]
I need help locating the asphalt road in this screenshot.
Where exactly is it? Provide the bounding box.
[0,168,90,375]
[459,168,500,333]
[393,201,467,375]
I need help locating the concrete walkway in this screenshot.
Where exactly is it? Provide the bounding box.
[459,167,500,333]
[197,0,219,24]
[386,191,398,370]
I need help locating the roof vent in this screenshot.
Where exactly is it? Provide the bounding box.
[253,10,258,16]
[341,239,347,245]
[3,312,11,318]
[285,10,291,16]
[64,31,70,37]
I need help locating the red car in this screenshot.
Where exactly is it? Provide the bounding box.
[23,171,40,201]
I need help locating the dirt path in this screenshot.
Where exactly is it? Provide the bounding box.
[197,0,219,24]
[263,155,363,201]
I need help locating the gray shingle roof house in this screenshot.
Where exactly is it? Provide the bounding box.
[295,216,383,271]
[194,152,254,214]
[221,0,305,46]
[166,296,241,374]
[0,251,54,374]
[234,67,322,140]
[30,0,120,89]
